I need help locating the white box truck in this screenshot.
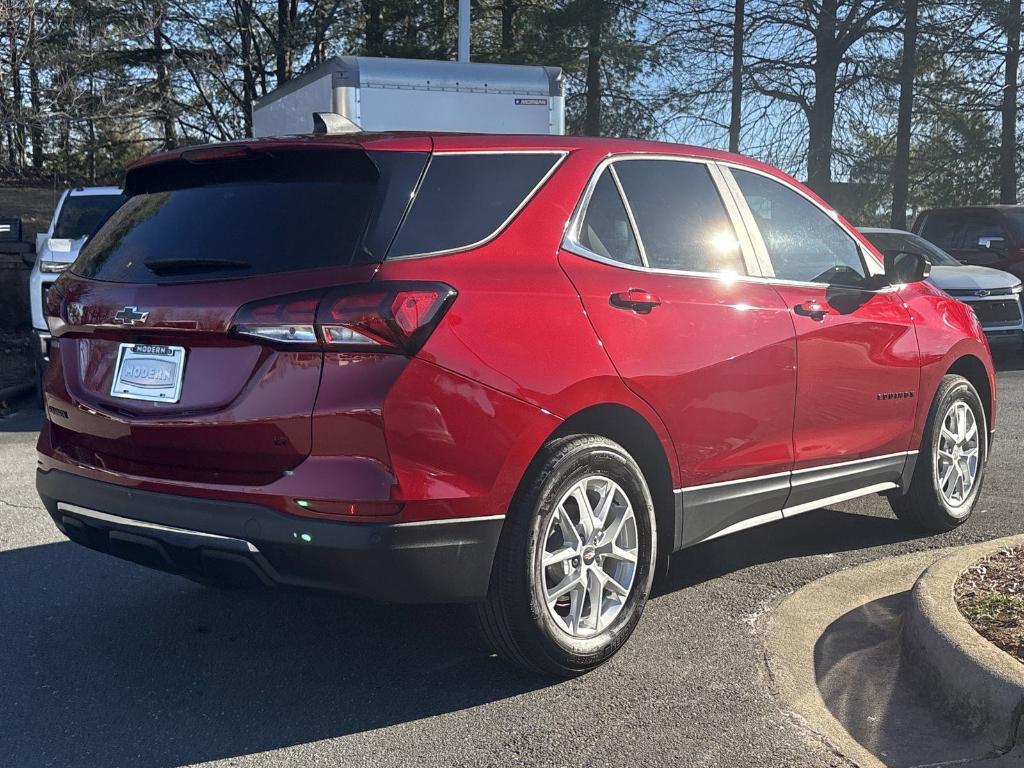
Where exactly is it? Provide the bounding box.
[252,56,565,137]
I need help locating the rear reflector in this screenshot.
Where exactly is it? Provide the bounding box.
[233,281,456,354]
[294,499,403,518]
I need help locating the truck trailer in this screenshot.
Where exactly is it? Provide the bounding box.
[252,56,565,137]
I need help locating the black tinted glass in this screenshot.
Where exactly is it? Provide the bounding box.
[863,232,959,266]
[919,213,971,249]
[579,169,642,266]
[614,160,745,274]
[74,150,426,283]
[733,169,866,286]
[389,153,559,257]
[54,194,124,239]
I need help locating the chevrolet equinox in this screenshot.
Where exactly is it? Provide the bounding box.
[37,133,996,676]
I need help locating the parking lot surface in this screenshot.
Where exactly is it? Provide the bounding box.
[2,355,1022,768]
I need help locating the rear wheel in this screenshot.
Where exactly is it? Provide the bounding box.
[476,435,656,677]
[889,374,987,532]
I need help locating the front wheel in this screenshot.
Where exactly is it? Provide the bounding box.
[476,435,657,677]
[889,374,987,532]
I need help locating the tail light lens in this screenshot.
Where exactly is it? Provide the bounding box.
[233,282,456,354]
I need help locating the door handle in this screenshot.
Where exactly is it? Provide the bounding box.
[793,300,829,321]
[610,289,661,314]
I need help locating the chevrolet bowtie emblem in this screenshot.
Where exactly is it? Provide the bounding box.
[113,306,149,326]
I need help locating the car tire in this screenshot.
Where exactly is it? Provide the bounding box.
[889,374,987,532]
[476,435,657,677]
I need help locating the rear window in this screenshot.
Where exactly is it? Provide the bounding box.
[74,149,427,283]
[54,194,124,239]
[918,211,1002,250]
[387,152,561,258]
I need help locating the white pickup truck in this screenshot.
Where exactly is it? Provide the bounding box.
[29,186,123,389]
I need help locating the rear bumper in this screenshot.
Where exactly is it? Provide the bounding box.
[37,468,502,603]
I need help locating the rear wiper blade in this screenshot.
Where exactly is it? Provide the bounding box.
[143,257,251,274]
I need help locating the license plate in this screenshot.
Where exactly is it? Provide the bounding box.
[110,343,186,403]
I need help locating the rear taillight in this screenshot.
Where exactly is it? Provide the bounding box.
[232,282,456,354]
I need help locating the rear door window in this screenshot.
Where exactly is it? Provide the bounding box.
[613,159,746,274]
[388,152,561,258]
[577,168,642,266]
[74,149,427,283]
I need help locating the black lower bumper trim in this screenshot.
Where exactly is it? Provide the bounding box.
[37,468,502,603]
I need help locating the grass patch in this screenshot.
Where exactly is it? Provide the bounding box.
[956,546,1024,662]
[961,593,1024,626]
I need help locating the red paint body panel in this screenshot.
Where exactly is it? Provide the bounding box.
[559,258,797,486]
[895,280,996,443]
[769,284,920,468]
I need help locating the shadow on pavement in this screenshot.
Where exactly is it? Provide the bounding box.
[657,508,921,594]
[0,541,547,768]
[813,594,984,766]
[0,394,42,434]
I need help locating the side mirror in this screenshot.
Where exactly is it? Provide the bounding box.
[883,249,931,284]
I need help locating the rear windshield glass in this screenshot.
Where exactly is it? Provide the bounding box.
[54,194,124,239]
[388,152,561,258]
[73,149,427,283]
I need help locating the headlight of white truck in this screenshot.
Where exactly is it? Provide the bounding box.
[39,261,70,273]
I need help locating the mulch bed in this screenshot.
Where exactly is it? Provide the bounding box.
[955,545,1024,663]
[0,329,33,392]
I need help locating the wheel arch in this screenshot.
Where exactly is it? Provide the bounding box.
[946,354,994,437]
[547,403,679,568]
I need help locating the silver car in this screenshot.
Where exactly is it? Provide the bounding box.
[861,227,1023,350]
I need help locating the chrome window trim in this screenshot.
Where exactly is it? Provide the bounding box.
[718,161,889,288]
[386,150,569,262]
[608,164,649,267]
[562,153,765,279]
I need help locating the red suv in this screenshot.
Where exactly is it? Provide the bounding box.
[37,133,995,676]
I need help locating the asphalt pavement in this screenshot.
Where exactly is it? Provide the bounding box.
[1,353,1022,768]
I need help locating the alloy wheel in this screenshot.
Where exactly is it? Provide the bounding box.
[539,475,639,638]
[935,400,980,510]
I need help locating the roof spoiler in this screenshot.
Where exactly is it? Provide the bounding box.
[312,112,361,135]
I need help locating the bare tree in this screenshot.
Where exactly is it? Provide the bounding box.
[729,0,743,152]
[891,0,917,227]
[746,0,900,197]
[1000,0,1020,203]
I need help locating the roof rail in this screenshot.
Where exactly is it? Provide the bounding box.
[312,112,361,135]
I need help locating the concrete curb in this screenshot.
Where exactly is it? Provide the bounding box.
[902,534,1024,754]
